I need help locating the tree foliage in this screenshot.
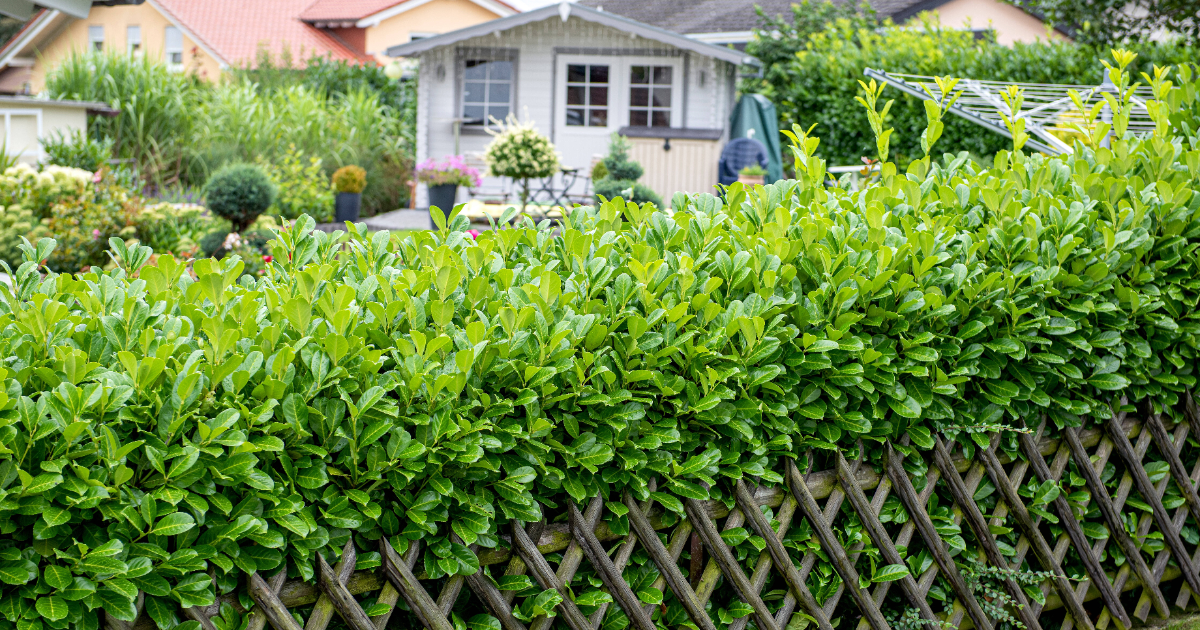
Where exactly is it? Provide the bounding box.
[1009,0,1200,47]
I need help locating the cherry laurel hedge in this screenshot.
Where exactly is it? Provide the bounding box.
[2,60,1200,629]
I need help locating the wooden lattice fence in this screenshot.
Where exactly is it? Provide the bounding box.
[108,396,1200,630]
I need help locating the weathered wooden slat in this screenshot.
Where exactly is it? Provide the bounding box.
[249,571,305,630]
[1064,426,1169,620]
[1136,421,1200,617]
[532,496,603,630]
[382,538,456,630]
[1106,410,1200,600]
[933,436,1041,630]
[185,603,219,630]
[511,521,594,630]
[249,569,289,630]
[856,462,944,630]
[734,479,833,630]
[569,502,657,630]
[590,488,654,626]
[785,459,890,630]
[317,552,375,630]
[1146,413,1200,530]
[451,532,529,630]
[885,443,992,630]
[685,497,783,630]
[306,541,358,630]
[979,437,1094,630]
[742,493,799,630]
[1018,430,1130,629]
[782,456,859,628]
[834,454,935,624]
[372,581,402,630]
[502,521,546,605]
[624,491,717,630]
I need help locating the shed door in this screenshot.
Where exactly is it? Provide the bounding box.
[554,55,615,172]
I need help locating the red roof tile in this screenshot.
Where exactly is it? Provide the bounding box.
[154,0,367,67]
[298,0,404,22]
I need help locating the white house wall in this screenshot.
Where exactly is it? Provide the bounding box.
[413,15,736,207]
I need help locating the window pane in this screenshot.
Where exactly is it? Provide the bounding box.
[630,110,648,126]
[464,82,486,103]
[653,66,672,84]
[169,52,183,64]
[489,60,512,80]
[652,87,671,107]
[630,66,649,84]
[463,105,485,122]
[652,111,670,127]
[630,87,648,107]
[589,109,608,127]
[590,65,609,83]
[488,106,509,120]
[490,82,510,104]
[568,64,587,83]
[566,108,585,126]
[567,85,585,106]
[589,86,608,106]
[464,61,487,80]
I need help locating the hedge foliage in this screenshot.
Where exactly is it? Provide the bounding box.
[745,9,1199,166]
[1,57,1199,629]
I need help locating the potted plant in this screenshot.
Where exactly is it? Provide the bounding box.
[416,155,481,218]
[484,113,560,216]
[738,164,766,186]
[332,165,366,222]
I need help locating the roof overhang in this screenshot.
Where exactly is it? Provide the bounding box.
[144,0,229,68]
[0,9,66,69]
[0,0,139,20]
[385,1,760,68]
[357,0,517,29]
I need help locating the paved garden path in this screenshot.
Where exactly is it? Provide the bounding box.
[363,209,434,231]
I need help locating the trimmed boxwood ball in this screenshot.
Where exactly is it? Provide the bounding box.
[203,163,276,233]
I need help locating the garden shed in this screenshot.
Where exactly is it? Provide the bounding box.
[386,1,760,208]
[0,95,115,164]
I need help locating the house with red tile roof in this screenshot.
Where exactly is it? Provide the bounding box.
[0,0,519,94]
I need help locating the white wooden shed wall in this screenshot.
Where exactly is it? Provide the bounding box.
[413,15,737,208]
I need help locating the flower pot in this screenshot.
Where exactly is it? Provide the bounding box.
[428,184,458,217]
[738,175,765,186]
[335,192,361,223]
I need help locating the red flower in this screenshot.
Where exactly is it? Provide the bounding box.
[466,229,481,240]
[262,255,273,263]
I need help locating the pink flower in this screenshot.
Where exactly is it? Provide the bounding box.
[466,229,480,240]
[92,229,101,240]
[262,255,273,263]
[92,171,102,183]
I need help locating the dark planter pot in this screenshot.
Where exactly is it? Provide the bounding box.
[335,192,361,223]
[428,184,458,217]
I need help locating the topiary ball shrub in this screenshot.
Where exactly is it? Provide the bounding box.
[203,163,276,233]
[593,178,662,207]
[332,165,367,193]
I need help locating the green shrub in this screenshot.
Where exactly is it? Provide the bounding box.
[332,165,367,194]
[41,129,114,172]
[0,58,1198,627]
[593,134,662,206]
[257,146,334,222]
[744,10,1199,167]
[133,202,221,258]
[202,163,275,233]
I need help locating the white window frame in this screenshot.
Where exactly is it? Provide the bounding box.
[554,54,682,136]
[626,60,681,129]
[126,25,141,55]
[87,25,104,52]
[457,48,517,130]
[164,26,184,69]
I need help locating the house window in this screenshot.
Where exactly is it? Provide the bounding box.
[462,59,512,125]
[88,26,104,52]
[127,26,141,55]
[629,65,673,127]
[165,26,184,66]
[565,64,608,127]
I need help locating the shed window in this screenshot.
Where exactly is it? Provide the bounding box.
[629,65,672,127]
[88,26,104,52]
[127,26,141,54]
[565,64,608,127]
[462,59,512,125]
[165,26,184,66]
